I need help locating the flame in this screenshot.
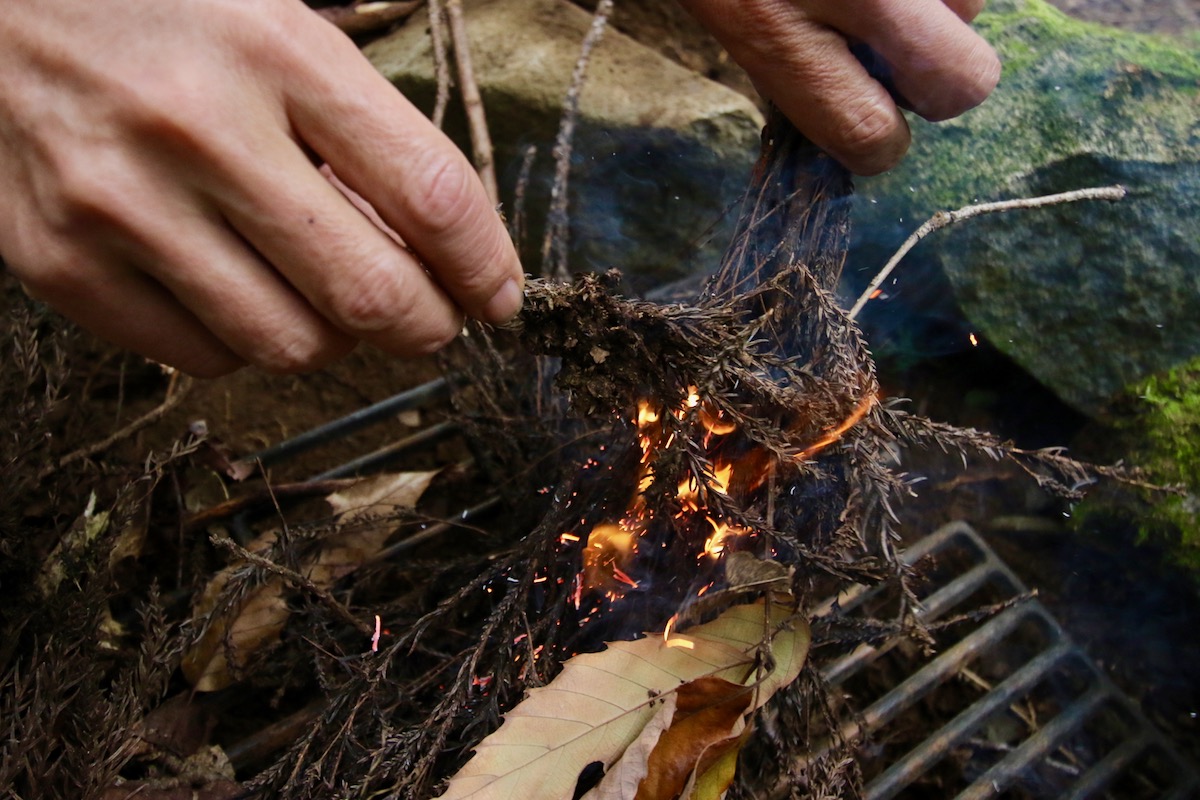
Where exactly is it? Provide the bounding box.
[703,518,747,557]
[581,523,639,594]
[794,392,876,461]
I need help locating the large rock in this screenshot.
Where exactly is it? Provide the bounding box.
[363,0,763,291]
[848,0,1200,415]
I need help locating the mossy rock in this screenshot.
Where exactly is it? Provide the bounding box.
[849,0,1200,416]
[1074,356,1200,579]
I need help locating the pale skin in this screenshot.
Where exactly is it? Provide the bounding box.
[0,0,999,378]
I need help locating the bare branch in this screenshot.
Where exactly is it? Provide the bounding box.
[849,185,1128,320]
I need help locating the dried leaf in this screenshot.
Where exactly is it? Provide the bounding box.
[437,601,809,800]
[581,694,678,800]
[182,471,436,691]
[632,677,752,800]
[680,728,747,800]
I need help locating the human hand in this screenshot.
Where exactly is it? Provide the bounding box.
[0,0,524,378]
[678,0,1001,174]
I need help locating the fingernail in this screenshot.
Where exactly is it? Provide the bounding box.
[483,277,523,323]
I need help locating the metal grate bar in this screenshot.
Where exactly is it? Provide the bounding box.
[866,640,1076,800]
[852,603,1041,739]
[241,377,450,468]
[955,683,1110,800]
[825,560,1000,686]
[312,419,459,480]
[1061,732,1150,800]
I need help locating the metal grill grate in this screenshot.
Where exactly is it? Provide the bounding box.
[820,521,1199,800]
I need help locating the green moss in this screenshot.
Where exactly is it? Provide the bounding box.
[1079,357,1200,577]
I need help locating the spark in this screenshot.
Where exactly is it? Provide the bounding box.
[371,614,381,653]
[559,532,581,543]
[969,332,979,346]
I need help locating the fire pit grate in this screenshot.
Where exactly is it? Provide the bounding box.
[817,520,1199,800]
[235,381,1198,799]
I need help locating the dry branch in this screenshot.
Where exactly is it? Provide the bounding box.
[849,185,1128,320]
[445,0,498,204]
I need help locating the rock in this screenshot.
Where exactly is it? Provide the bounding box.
[847,0,1200,416]
[363,0,763,292]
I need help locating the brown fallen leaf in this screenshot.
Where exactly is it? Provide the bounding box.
[436,600,810,800]
[182,471,437,691]
[633,677,752,800]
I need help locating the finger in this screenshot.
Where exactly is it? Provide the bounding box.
[281,20,525,324]
[682,0,910,174]
[208,132,466,359]
[822,1,1000,122]
[943,0,987,23]
[119,196,361,373]
[16,256,244,378]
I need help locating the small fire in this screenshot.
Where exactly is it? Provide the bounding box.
[581,523,640,594]
[703,519,748,557]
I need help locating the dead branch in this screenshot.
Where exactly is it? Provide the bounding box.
[40,373,193,480]
[445,0,498,204]
[540,0,614,279]
[849,185,1128,320]
[426,0,452,129]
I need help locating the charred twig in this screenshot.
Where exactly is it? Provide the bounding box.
[849,185,1128,320]
[445,0,497,204]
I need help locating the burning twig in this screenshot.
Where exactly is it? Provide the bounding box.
[849,185,1128,320]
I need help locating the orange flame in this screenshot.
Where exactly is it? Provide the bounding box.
[794,392,876,461]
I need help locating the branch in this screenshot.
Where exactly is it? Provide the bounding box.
[849,185,1128,320]
[426,0,452,129]
[445,0,498,204]
[41,373,193,480]
[539,0,613,280]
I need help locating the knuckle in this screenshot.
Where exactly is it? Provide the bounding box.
[834,100,908,174]
[253,331,347,375]
[409,151,478,235]
[327,258,405,334]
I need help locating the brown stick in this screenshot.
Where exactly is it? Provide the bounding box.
[316,1,421,38]
[540,0,613,280]
[40,373,194,480]
[445,0,498,204]
[426,0,452,129]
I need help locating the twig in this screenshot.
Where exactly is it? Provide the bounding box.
[445,0,498,204]
[849,185,1128,320]
[210,533,374,637]
[510,143,538,248]
[539,0,613,280]
[426,0,452,129]
[40,373,194,480]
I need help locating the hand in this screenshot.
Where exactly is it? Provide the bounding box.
[0,0,524,377]
[678,0,1001,174]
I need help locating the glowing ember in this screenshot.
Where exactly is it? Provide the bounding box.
[581,523,640,594]
[794,392,876,461]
